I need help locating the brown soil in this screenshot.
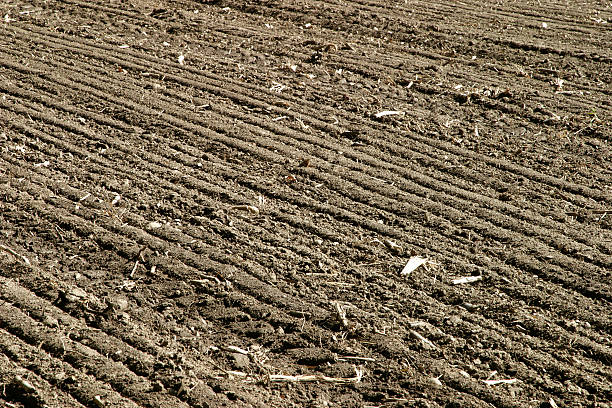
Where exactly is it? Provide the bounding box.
[0,0,611,407]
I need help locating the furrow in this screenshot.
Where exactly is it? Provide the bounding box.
[3,1,610,406]
[2,39,609,265]
[6,56,607,264]
[4,169,610,405]
[0,157,329,319]
[4,117,611,349]
[232,0,610,59]
[0,347,85,408]
[2,148,605,384]
[3,23,608,207]
[0,303,170,408]
[2,86,604,310]
[0,170,331,406]
[2,62,609,305]
[3,122,608,404]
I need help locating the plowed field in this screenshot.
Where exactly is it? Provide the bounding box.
[1,0,611,407]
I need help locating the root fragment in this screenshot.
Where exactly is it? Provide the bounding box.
[14,375,36,393]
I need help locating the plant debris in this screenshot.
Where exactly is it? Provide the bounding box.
[400,256,429,276]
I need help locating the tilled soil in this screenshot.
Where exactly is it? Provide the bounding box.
[0,0,611,407]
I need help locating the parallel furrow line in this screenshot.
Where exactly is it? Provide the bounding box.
[0,165,329,320]
[0,104,370,286]
[0,180,355,406]
[4,122,611,350]
[2,21,608,296]
[2,70,609,304]
[327,0,612,39]
[234,0,610,59]
[3,152,611,370]
[443,65,610,114]
[45,0,612,70]
[128,5,612,122]
[4,173,609,400]
[11,27,608,210]
[2,48,609,264]
[0,276,162,378]
[0,348,85,408]
[4,24,608,206]
[2,86,603,308]
[0,303,174,408]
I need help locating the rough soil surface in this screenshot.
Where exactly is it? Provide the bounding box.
[0,0,611,407]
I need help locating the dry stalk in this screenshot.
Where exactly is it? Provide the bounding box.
[338,356,375,362]
[409,330,436,351]
[224,345,249,355]
[482,378,518,385]
[14,375,36,393]
[0,244,30,265]
[452,275,482,285]
[270,366,363,384]
[333,301,349,329]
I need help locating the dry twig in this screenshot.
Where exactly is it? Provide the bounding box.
[338,356,375,362]
[409,329,436,350]
[374,110,405,118]
[224,345,249,355]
